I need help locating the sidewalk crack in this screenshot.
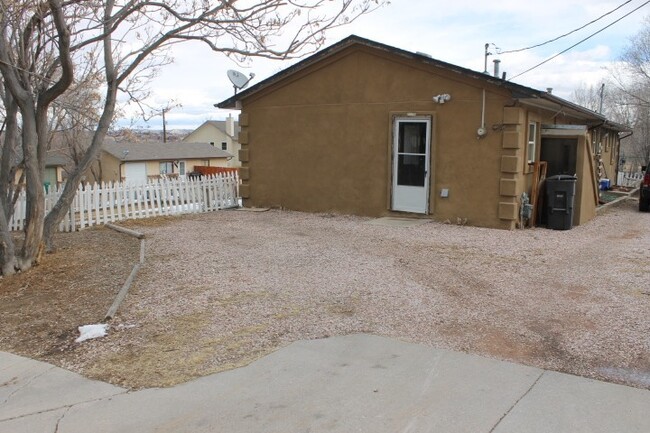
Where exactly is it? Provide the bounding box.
[0,389,128,423]
[53,406,71,433]
[1,366,56,406]
[487,371,544,433]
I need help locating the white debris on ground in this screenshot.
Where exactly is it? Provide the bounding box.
[115,323,137,330]
[75,324,109,343]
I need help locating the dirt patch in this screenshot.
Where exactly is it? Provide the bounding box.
[0,227,139,364]
[0,200,649,390]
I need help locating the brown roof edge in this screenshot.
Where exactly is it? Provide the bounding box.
[216,35,630,132]
[215,35,542,109]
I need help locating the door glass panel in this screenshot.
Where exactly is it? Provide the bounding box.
[397,155,425,186]
[399,122,427,154]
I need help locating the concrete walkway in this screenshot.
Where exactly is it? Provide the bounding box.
[1,334,649,433]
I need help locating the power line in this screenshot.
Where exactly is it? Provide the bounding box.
[509,0,650,81]
[497,0,633,54]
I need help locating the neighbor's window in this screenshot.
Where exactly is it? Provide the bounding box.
[221,142,227,151]
[202,160,210,167]
[159,161,173,174]
[527,122,537,164]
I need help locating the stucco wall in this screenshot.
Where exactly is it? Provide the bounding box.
[240,46,518,229]
[237,44,613,229]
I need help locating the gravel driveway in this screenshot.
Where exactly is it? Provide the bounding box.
[82,199,650,389]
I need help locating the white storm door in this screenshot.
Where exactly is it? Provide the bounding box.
[124,162,148,185]
[391,117,431,214]
[178,161,186,179]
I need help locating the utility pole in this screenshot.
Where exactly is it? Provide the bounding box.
[162,107,169,143]
[156,100,181,143]
[598,83,605,114]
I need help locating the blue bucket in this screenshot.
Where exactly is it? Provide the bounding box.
[599,179,610,190]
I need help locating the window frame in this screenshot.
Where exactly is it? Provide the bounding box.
[159,161,174,175]
[221,142,227,151]
[526,122,538,166]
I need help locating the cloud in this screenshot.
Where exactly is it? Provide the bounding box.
[117,0,649,129]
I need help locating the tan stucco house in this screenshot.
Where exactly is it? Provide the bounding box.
[217,35,628,229]
[11,152,66,190]
[183,116,241,167]
[99,141,232,184]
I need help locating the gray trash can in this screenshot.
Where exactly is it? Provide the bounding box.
[545,174,577,230]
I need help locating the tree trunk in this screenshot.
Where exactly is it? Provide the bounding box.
[0,202,17,275]
[17,112,45,271]
[0,89,19,274]
[43,85,118,247]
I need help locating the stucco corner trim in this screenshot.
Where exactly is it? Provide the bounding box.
[503,107,524,125]
[498,202,518,220]
[500,155,520,173]
[239,183,250,198]
[502,129,522,149]
[499,178,518,197]
[239,130,249,144]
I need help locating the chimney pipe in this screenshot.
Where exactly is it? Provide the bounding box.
[493,59,501,78]
[226,114,235,137]
[546,88,553,94]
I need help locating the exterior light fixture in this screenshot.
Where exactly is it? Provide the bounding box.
[433,94,451,104]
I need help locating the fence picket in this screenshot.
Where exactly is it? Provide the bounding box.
[9,172,239,233]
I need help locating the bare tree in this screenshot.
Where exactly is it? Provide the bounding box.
[0,0,387,275]
[608,15,650,169]
[572,83,605,114]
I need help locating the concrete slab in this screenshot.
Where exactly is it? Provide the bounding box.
[58,334,541,433]
[366,217,430,227]
[0,352,125,421]
[235,207,269,212]
[0,408,68,433]
[492,371,650,433]
[2,335,650,433]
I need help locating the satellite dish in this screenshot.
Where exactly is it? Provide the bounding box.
[227,69,255,94]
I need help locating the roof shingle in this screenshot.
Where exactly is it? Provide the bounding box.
[103,141,232,161]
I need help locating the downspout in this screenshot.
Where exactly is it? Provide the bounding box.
[477,89,488,138]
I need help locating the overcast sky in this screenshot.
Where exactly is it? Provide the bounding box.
[119,0,650,131]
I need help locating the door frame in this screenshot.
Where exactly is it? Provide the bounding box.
[390,115,432,214]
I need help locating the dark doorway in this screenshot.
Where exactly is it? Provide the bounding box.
[538,137,579,227]
[540,137,577,177]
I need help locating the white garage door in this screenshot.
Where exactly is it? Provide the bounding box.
[124,162,148,185]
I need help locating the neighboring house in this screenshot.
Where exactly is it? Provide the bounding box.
[11,152,66,190]
[217,35,629,230]
[183,116,241,167]
[99,141,232,184]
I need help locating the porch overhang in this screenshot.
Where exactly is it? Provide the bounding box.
[516,96,605,126]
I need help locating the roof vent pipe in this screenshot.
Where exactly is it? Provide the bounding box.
[493,59,501,78]
[547,88,553,94]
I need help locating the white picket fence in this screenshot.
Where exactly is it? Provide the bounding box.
[616,171,643,187]
[9,173,239,232]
